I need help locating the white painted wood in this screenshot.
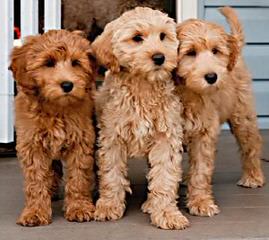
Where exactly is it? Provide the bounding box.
[14,39,22,47]
[0,0,14,142]
[44,0,61,32]
[0,96,14,143]
[176,0,182,23]
[182,0,198,21]
[21,0,39,39]
[176,0,198,23]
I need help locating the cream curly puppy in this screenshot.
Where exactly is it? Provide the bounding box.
[92,7,189,230]
[174,7,265,217]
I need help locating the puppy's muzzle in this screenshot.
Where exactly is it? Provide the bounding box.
[204,72,217,84]
[61,81,74,93]
[152,53,165,66]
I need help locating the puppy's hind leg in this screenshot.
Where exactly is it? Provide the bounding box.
[142,133,189,230]
[229,108,265,188]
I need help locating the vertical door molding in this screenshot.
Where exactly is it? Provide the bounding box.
[176,0,199,22]
[21,0,39,40]
[44,0,61,32]
[0,0,14,143]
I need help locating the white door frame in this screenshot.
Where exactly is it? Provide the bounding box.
[0,0,14,143]
[176,0,199,22]
[0,0,61,143]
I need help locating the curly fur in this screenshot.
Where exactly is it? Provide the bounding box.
[10,30,96,226]
[175,7,265,217]
[92,7,189,230]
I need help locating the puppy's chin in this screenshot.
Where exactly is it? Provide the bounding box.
[130,64,173,81]
[42,92,85,107]
[148,69,171,82]
[53,94,84,107]
[130,60,176,80]
[41,86,87,106]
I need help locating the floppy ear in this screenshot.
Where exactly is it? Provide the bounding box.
[86,47,98,79]
[9,36,39,94]
[83,47,97,96]
[227,35,240,71]
[176,20,197,61]
[91,20,120,73]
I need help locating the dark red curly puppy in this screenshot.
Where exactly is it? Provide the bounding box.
[10,30,96,226]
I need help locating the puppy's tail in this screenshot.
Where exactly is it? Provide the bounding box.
[219,6,244,49]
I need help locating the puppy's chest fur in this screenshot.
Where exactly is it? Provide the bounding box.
[34,116,82,158]
[178,86,236,140]
[15,94,93,159]
[99,76,182,155]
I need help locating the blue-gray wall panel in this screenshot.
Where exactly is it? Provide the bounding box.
[198,0,269,127]
[204,7,269,43]
[204,0,269,7]
[244,45,269,80]
[252,81,269,115]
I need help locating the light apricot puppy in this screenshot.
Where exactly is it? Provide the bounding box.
[175,7,265,217]
[92,7,189,229]
[10,30,96,226]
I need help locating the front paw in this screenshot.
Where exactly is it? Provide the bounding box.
[17,207,51,227]
[141,199,153,214]
[94,198,125,221]
[187,198,220,217]
[65,200,95,222]
[237,172,265,188]
[150,206,189,230]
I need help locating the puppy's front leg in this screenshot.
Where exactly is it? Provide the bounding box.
[142,133,189,230]
[17,145,53,226]
[94,135,131,221]
[187,126,220,217]
[64,141,95,222]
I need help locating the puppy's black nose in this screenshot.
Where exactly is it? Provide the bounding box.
[204,72,217,84]
[61,81,73,93]
[152,53,165,66]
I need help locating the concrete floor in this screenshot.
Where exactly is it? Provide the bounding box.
[0,131,269,240]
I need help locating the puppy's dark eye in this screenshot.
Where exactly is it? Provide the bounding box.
[160,32,166,41]
[212,48,219,55]
[45,58,55,67]
[88,54,96,63]
[72,59,80,67]
[186,50,196,57]
[132,34,143,42]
